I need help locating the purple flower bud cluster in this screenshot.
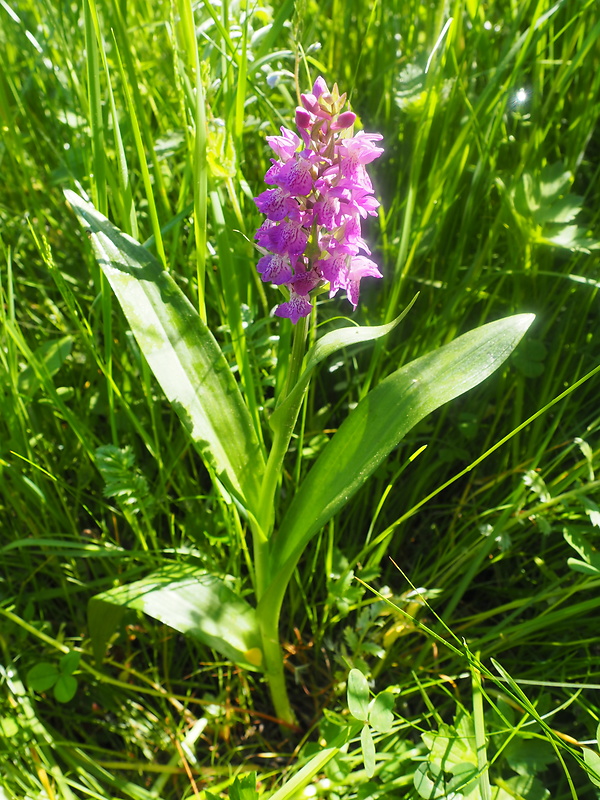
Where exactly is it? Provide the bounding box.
[254,77,384,323]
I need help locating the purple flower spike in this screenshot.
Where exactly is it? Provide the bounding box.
[255,76,384,322]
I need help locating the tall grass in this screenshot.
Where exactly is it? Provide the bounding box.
[1,0,600,797]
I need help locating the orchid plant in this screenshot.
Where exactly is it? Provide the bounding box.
[65,76,533,728]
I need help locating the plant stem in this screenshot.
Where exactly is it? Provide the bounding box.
[255,313,310,555]
[258,610,298,728]
[253,312,310,727]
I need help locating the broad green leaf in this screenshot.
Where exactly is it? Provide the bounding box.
[53,674,78,703]
[505,735,555,776]
[270,297,417,440]
[88,563,263,671]
[422,717,478,771]
[498,774,550,800]
[535,195,582,225]
[368,691,395,733]
[347,668,370,722]
[269,314,534,576]
[446,762,479,795]
[538,161,572,201]
[583,749,600,788]
[65,190,265,514]
[59,651,81,675]
[512,338,547,378]
[27,663,59,693]
[361,724,376,778]
[413,762,446,799]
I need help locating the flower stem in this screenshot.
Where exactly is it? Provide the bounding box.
[253,312,310,728]
[259,610,297,728]
[255,313,310,556]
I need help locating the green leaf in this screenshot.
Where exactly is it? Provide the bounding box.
[64,190,265,515]
[413,762,446,799]
[270,299,416,440]
[270,314,534,577]
[229,772,259,800]
[583,749,600,788]
[59,651,81,675]
[538,161,572,201]
[446,762,479,795]
[567,558,600,576]
[361,724,376,778]
[53,674,78,703]
[268,726,357,800]
[564,528,600,575]
[422,716,478,772]
[505,736,555,776]
[347,668,370,722]
[368,691,395,733]
[498,774,550,800]
[541,225,599,253]
[27,662,59,693]
[88,563,263,670]
[535,195,582,225]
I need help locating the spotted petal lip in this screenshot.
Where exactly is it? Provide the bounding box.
[254,188,300,222]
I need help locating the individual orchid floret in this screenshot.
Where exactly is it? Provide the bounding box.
[346,256,383,309]
[257,254,294,285]
[254,76,384,323]
[274,290,313,324]
[266,127,301,161]
[271,152,315,196]
[254,188,301,222]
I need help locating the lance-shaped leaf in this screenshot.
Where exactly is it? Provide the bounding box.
[88,563,263,671]
[265,314,534,594]
[270,296,417,441]
[65,190,265,514]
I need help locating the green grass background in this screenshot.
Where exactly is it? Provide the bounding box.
[1,0,600,797]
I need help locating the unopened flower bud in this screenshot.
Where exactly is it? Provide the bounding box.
[331,111,356,131]
[295,107,312,129]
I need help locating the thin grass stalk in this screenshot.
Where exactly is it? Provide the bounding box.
[177,0,208,322]
[209,188,262,439]
[109,35,167,269]
[472,659,492,800]
[84,0,119,444]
